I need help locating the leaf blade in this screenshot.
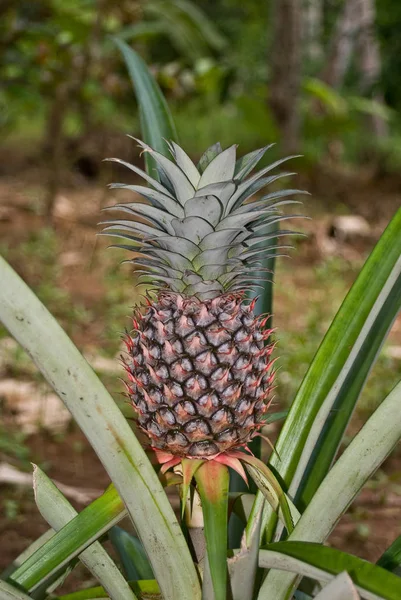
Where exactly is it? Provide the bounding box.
[32,466,137,600]
[376,533,401,572]
[9,484,126,590]
[109,527,154,581]
[259,542,401,600]
[113,37,178,175]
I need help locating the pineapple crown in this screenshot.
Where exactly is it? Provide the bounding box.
[101,139,306,300]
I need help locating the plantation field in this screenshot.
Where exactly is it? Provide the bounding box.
[0,160,401,588]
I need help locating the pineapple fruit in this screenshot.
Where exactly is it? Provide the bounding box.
[103,140,301,462]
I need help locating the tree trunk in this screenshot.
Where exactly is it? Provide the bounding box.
[356,0,388,137]
[75,0,107,135]
[321,0,361,89]
[268,0,302,153]
[303,0,323,65]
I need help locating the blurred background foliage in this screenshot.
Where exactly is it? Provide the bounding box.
[1,0,401,182]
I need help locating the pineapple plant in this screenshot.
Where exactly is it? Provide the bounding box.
[102,139,302,476]
[1,154,400,600]
[99,42,401,600]
[1,44,400,600]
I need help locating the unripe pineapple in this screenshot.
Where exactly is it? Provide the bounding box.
[104,140,302,461]
[125,292,274,458]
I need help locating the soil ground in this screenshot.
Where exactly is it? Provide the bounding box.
[0,156,401,590]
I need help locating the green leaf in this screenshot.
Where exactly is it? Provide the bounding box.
[118,21,167,42]
[197,143,223,174]
[262,411,289,424]
[258,378,401,599]
[113,37,178,176]
[32,466,137,600]
[144,0,226,62]
[0,256,201,600]
[255,207,401,542]
[376,533,401,572]
[303,78,348,117]
[250,221,278,323]
[168,0,226,51]
[54,580,161,600]
[195,461,229,600]
[259,542,401,600]
[238,455,296,536]
[9,484,126,591]
[109,527,154,581]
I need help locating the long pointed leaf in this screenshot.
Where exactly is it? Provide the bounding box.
[114,38,178,176]
[54,580,161,600]
[109,527,154,581]
[289,208,401,506]
[32,467,137,600]
[259,542,401,600]
[376,534,401,572]
[8,484,126,590]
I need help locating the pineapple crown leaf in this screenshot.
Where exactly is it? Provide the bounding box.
[103,140,305,300]
[234,144,274,179]
[197,142,223,174]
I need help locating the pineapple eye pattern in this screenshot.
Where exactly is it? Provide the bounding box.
[124,293,275,457]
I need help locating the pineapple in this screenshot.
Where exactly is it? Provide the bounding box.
[103,140,301,461]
